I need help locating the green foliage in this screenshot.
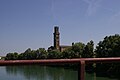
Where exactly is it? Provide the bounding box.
[5,52,18,60]
[95,34,120,78]
[5,34,120,60]
[62,47,75,58]
[83,40,94,58]
[37,48,47,59]
[48,50,62,59]
[72,42,85,57]
[5,41,95,60]
[6,48,48,60]
[62,42,86,58]
[95,34,120,57]
[4,34,120,79]
[18,48,37,60]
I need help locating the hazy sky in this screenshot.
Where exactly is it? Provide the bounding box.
[0,0,120,56]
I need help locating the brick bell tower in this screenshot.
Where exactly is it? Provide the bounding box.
[54,26,60,50]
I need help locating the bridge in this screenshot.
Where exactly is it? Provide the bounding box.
[1,57,120,80]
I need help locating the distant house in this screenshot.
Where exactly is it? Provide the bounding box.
[48,27,72,52]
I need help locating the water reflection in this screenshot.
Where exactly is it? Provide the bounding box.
[5,65,78,80]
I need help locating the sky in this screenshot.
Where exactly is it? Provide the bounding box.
[0,0,120,56]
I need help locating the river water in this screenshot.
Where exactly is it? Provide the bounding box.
[0,65,118,80]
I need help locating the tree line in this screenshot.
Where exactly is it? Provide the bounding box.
[5,34,120,79]
[6,34,120,60]
[5,40,94,60]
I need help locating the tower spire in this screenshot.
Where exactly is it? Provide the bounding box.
[53,26,60,50]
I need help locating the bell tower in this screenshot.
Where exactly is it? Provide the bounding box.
[53,26,60,50]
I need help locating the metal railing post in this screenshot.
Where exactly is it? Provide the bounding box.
[80,60,85,80]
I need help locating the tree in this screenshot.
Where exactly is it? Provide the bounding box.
[62,42,85,58]
[95,34,120,78]
[18,53,24,60]
[95,34,120,57]
[83,40,94,58]
[23,48,32,60]
[48,50,62,59]
[37,48,47,59]
[62,47,74,59]
[5,52,18,60]
[72,42,85,58]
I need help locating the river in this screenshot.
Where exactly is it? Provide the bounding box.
[0,65,118,80]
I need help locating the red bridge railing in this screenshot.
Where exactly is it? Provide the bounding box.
[1,57,120,80]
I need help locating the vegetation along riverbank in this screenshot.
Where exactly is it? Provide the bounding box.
[4,34,120,79]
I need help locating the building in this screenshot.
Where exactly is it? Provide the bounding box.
[54,27,60,50]
[48,26,71,52]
